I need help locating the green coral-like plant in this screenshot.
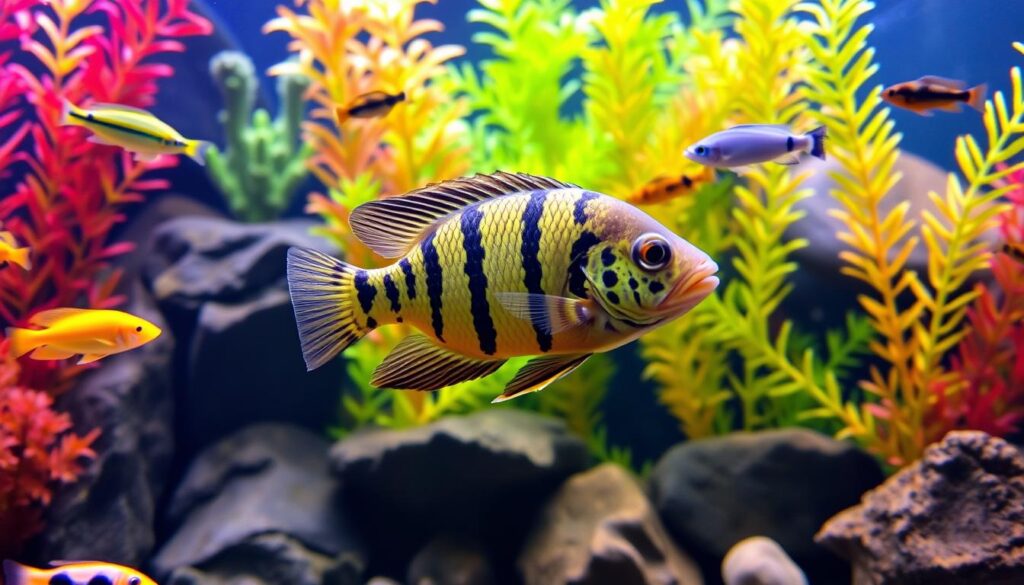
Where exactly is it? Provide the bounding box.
[206,51,313,222]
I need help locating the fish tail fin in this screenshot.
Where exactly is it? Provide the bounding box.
[11,247,30,271]
[968,83,988,113]
[60,98,81,127]
[334,106,349,126]
[3,559,31,585]
[5,326,38,359]
[186,140,213,166]
[805,125,827,160]
[396,91,407,102]
[287,247,370,371]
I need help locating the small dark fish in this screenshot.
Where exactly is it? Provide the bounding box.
[1002,242,1024,263]
[882,76,987,116]
[627,167,715,205]
[335,91,406,124]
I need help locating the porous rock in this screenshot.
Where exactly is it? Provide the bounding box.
[648,429,883,583]
[37,281,175,566]
[407,536,496,585]
[144,216,344,457]
[816,431,1024,585]
[721,536,807,585]
[331,410,589,574]
[520,463,703,585]
[153,423,363,585]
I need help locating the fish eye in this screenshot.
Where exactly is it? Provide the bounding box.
[694,145,707,155]
[128,577,141,585]
[136,326,143,332]
[632,234,672,271]
[887,89,895,97]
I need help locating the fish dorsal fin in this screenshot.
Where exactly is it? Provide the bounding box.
[29,307,90,327]
[90,102,153,115]
[371,334,506,391]
[728,124,791,132]
[916,75,965,89]
[350,172,579,258]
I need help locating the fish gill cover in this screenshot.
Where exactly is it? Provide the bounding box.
[263,0,1024,473]
[0,0,211,555]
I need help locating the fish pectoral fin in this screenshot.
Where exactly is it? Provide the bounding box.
[494,293,593,334]
[493,353,593,403]
[371,334,506,391]
[772,153,802,166]
[349,171,578,258]
[29,346,76,360]
[77,354,106,365]
[916,75,966,90]
[92,337,117,348]
[29,307,90,327]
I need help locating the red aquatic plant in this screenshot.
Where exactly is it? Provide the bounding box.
[930,164,1024,439]
[0,0,210,554]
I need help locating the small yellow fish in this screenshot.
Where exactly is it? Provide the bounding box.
[3,559,157,585]
[61,100,211,165]
[0,230,30,270]
[287,172,718,402]
[334,91,406,124]
[6,308,162,365]
[627,167,716,205]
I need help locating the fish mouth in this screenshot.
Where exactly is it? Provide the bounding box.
[659,259,720,313]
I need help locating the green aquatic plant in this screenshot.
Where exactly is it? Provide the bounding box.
[205,51,312,222]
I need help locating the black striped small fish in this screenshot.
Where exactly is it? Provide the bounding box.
[287,172,719,402]
[882,76,987,116]
[61,100,211,165]
[335,91,406,124]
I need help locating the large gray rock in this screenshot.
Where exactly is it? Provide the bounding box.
[38,281,175,566]
[520,463,703,585]
[817,431,1024,585]
[721,537,807,585]
[153,423,363,585]
[331,410,589,575]
[144,216,344,458]
[648,429,883,584]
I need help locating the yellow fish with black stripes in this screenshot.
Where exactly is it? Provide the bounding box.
[287,172,719,402]
[61,100,211,165]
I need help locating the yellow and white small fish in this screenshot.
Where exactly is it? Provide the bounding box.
[6,308,162,365]
[0,230,30,270]
[287,172,719,402]
[3,559,157,585]
[61,100,211,165]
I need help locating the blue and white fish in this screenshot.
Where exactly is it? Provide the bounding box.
[684,125,826,169]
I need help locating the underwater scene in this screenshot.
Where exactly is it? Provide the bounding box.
[0,0,1023,583]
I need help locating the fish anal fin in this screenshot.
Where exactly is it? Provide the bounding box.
[77,354,106,365]
[371,334,505,391]
[349,172,579,258]
[493,353,592,403]
[134,152,160,162]
[87,135,119,147]
[494,293,593,334]
[772,153,801,166]
[29,307,90,327]
[30,346,76,360]
[916,75,966,90]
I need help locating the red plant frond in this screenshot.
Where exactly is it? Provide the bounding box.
[0,0,210,554]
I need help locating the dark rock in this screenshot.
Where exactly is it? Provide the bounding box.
[648,429,883,584]
[331,410,589,576]
[520,463,703,585]
[721,537,807,585]
[37,281,175,566]
[407,536,496,585]
[816,431,1024,585]
[153,423,363,585]
[143,216,344,457]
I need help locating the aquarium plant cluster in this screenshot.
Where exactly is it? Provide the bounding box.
[0,0,1022,558]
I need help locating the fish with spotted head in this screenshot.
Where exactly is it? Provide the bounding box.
[2,560,157,585]
[286,172,719,402]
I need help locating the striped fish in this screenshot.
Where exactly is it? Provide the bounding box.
[3,559,156,585]
[61,100,211,165]
[287,172,719,402]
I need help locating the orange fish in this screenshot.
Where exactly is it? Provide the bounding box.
[1003,242,1024,263]
[2,560,158,585]
[882,76,987,116]
[626,168,715,205]
[334,91,406,125]
[0,230,31,270]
